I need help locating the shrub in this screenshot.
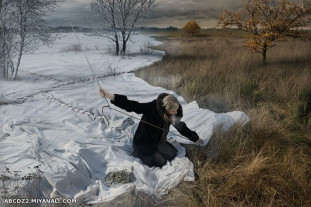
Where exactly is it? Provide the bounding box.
[61,44,82,52]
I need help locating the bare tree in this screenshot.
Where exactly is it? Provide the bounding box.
[12,0,61,80]
[0,0,61,80]
[117,0,155,54]
[91,0,120,55]
[0,0,17,79]
[91,0,155,55]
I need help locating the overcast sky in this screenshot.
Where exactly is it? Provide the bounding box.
[47,0,244,28]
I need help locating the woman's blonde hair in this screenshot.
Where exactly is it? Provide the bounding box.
[162,95,179,122]
[162,95,179,111]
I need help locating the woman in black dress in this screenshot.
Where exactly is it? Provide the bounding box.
[100,88,204,167]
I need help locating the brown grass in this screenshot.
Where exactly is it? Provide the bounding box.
[133,33,311,207]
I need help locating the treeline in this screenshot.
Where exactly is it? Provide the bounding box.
[48,26,178,33]
[49,26,92,33]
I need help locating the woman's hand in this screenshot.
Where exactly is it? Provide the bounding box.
[196,138,204,145]
[99,88,115,100]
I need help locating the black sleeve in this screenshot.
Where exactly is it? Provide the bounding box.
[110,94,152,114]
[173,121,199,142]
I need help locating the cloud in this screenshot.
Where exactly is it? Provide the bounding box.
[57,0,90,9]
[148,0,243,27]
[47,0,244,28]
[47,0,95,26]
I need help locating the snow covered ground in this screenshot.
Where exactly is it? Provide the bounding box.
[0,33,249,205]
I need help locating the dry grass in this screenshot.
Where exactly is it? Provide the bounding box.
[61,44,82,52]
[134,33,311,207]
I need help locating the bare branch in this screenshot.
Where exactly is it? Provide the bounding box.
[91,0,155,55]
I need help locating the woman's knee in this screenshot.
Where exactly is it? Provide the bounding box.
[153,151,167,167]
[163,149,177,162]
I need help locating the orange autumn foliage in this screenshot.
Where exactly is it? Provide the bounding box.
[219,0,311,64]
[183,20,201,36]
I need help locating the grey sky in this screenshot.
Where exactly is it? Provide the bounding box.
[47,0,243,28]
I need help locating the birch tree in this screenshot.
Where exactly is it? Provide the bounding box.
[91,0,155,55]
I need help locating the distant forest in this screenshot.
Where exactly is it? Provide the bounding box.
[48,26,179,33]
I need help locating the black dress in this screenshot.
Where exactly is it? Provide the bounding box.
[110,93,199,167]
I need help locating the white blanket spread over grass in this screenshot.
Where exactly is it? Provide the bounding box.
[0,33,249,204]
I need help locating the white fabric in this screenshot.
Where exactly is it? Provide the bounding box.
[0,33,249,204]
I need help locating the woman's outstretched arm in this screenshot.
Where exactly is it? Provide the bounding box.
[173,121,204,144]
[99,88,152,114]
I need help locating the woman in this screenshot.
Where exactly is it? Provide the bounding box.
[100,88,204,167]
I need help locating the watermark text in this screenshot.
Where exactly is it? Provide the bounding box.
[3,198,77,204]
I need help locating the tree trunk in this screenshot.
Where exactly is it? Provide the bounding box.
[122,39,126,55]
[13,3,25,80]
[1,22,8,79]
[121,30,126,55]
[1,41,6,79]
[13,16,25,80]
[13,33,24,80]
[262,42,268,65]
[262,47,267,65]
[115,40,120,55]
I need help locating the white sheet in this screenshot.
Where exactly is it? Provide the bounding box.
[0,33,249,205]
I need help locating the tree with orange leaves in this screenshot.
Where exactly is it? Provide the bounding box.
[183,20,201,36]
[219,0,311,64]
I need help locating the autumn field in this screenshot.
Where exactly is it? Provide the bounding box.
[131,30,311,207]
